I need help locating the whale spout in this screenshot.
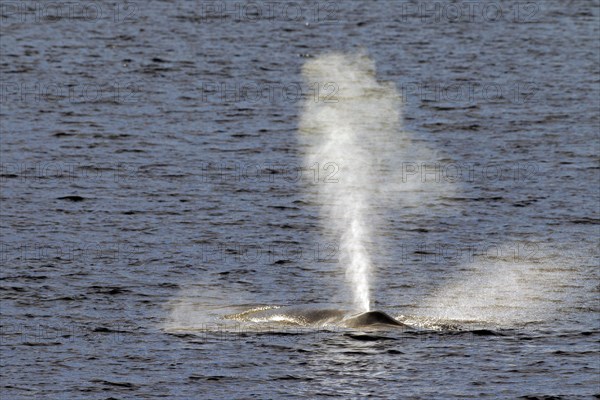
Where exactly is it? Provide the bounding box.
[343,311,404,328]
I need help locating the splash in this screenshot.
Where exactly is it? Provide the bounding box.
[414,257,582,327]
[299,53,402,312]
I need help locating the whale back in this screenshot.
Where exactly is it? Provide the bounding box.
[226,306,406,328]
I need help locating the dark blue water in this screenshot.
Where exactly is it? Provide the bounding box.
[1,1,599,398]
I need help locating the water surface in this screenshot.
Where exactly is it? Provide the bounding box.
[1,1,599,398]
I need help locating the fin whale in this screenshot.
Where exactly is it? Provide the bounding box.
[226,306,406,328]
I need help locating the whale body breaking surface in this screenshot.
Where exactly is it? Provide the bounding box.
[225,305,407,329]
